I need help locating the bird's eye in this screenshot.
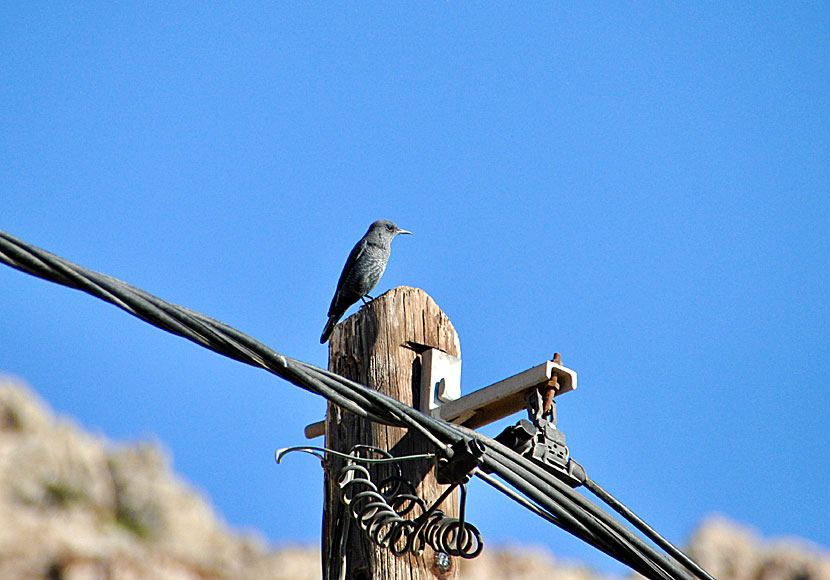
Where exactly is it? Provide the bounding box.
[387,225,394,231]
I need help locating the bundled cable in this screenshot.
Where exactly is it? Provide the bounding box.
[0,230,714,580]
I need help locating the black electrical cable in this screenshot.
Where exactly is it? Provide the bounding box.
[477,446,687,580]
[453,422,696,579]
[584,476,715,580]
[0,229,714,580]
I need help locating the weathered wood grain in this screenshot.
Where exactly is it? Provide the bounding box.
[323,286,460,580]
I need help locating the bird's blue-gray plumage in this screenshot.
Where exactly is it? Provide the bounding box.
[321,220,412,343]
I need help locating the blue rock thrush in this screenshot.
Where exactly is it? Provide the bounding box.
[320,220,412,343]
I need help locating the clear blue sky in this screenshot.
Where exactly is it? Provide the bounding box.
[1,3,827,574]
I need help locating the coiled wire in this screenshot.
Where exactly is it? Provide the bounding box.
[337,446,483,559]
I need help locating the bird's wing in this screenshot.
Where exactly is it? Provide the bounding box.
[327,239,367,316]
[340,239,367,279]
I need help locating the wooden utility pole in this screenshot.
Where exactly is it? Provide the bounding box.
[323,286,460,580]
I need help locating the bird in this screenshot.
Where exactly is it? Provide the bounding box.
[320,220,412,343]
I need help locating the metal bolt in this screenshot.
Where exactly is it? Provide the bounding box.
[433,551,452,576]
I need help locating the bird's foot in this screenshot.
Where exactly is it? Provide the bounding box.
[360,295,374,307]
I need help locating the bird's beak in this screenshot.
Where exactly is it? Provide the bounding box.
[398,229,413,236]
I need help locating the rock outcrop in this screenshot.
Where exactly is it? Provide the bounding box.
[683,517,830,580]
[0,377,317,580]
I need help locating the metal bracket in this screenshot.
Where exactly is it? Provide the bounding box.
[305,355,577,440]
[419,348,462,413]
[431,358,576,429]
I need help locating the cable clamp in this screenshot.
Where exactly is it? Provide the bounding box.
[436,438,485,485]
[491,388,584,487]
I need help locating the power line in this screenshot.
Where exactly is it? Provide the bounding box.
[0,229,714,580]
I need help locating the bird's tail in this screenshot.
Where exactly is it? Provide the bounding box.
[320,316,338,344]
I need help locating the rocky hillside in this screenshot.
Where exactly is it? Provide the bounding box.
[0,377,827,580]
